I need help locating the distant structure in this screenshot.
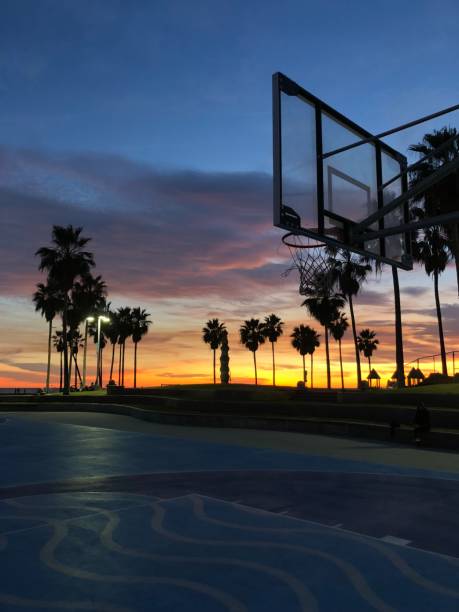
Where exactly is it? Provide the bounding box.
[367,368,381,389]
[220,331,230,384]
[407,367,425,387]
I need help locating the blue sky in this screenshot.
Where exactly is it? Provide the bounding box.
[2,0,459,171]
[1,0,459,387]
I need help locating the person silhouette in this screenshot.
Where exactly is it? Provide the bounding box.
[414,401,430,444]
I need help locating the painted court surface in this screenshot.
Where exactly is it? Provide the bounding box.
[1,412,459,611]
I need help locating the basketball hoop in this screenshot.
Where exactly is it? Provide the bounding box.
[281,232,332,295]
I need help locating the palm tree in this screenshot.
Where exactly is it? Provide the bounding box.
[409,127,459,292]
[290,325,320,387]
[239,319,266,385]
[328,251,371,388]
[106,310,120,383]
[262,314,284,386]
[116,307,133,386]
[33,281,63,392]
[68,329,84,388]
[52,330,65,391]
[329,313,349,390]
[413,227,451,375]
[202,319,227,384]
[357,329,379,374]
[131,307,152,388]
[302,273,345,389]
[36,226,94,395]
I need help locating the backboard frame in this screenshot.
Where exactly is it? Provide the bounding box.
[273,72,413,269]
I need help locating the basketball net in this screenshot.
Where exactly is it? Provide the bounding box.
[282,232,332,295]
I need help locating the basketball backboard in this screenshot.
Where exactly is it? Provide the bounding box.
[273,72,412,269]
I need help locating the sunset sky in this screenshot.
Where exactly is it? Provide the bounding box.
[1,0,459,389]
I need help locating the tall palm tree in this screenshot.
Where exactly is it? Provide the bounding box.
[262,314,284,386]
[106,310,120,383]
[116,307,133,386]
[33,281,63,392]
[290,325,320,387]
[131,307,152,389]
[328,251,371,388]
[413,227,451,375]
[302,273,345,389]
[357,329,379,374]
[36,225,94,395]
[409,127,459,292]
[202,319,227,384]
[239,319,266,385]
[52,330,65,391]
[329,313,349,390]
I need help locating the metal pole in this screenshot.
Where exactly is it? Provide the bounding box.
[95,317,101,389]
[322,103,459,159]
[81,320,89,390]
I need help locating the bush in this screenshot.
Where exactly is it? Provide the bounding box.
[419,373,454,386]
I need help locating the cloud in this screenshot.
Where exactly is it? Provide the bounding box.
[401,286,430,297]
[0,147,284,305]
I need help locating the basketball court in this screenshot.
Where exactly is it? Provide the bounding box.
[1,411,459,611]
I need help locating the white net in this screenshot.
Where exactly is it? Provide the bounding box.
[282,233,333,295]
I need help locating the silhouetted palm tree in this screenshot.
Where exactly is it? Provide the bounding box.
[131,307,152,388]
[413,227,451,375]
[239,319,266,385]
[302,273,345,389]
[106,309,120,383]
[290,325,320,387]
[36,226,94,394]
[33,281,63,392]
[52,330,65,391]
[116,307,133,386]
[409,127,459,292]
[262,314,284,386]
[357,329,379,374]
[329,313,349,390]
[328,251,371,389]
[202,319,227,384]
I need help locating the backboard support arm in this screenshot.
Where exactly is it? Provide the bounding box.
[353,155,459,234]
[322,103,459,160]
[355,211,459,241]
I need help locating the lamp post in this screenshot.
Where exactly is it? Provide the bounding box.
[81,316,95,390]
[95,315,110,389]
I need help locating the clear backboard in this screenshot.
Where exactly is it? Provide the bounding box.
[273,72,412,269]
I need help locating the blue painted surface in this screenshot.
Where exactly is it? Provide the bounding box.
[1,418,459,610]
[1,417,459,487]
[0,492,458,611]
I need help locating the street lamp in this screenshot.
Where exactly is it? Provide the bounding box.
[95,315,110,389]
[81,316,95,390]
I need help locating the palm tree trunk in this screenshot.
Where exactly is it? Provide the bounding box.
[118,344,122,385]
[45,319,52,393]
[434,270,448,375]
[73,354,82,386]
[339,339,344,390]
[134,342,138,389]
[68,347,73,390]
[62,295,70,395]
[368,356,371,374]
[348,294,361,389]
[302,354,306,384]
[59,351,63,391]
[110,343,116,382]
[325,326,331,389]
[213,349,216,384]
[122,342,126,386]
[253,351,257,385]
[100,348,103,387]
[271,341,275,386]
[392,266,405,387]
[311,353,314,389]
